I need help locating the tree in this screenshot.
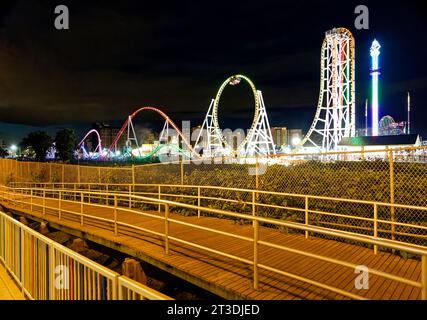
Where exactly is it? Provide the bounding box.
[55,128,77,162]
[0,145,8,158]
[21,131,53,161]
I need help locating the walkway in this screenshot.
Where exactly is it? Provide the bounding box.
[0,263,25,300]
[0,193,423,300]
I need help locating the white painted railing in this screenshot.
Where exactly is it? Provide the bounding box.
[0,210,172,300]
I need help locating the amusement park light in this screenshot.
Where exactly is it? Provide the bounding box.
[282,146,291,154]
[370,39,381,137]
[291,136,301,146]
[10,145,17,152]
[115,150,121,156]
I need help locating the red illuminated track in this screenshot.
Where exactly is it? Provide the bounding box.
[78,129,102,153]
[108,106,199,157]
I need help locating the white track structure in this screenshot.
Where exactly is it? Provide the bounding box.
[194,99,224,157]
[299,28,355,151]
[245,90,275,155]
[195,75,276,157]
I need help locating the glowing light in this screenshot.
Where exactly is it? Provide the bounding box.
[370,39,381,136]
[10,145,17,152]
[291,136,301,146]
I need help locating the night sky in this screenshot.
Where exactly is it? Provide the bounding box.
[0,0,426,144]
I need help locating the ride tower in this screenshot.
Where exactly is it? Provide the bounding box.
[299,27,356,151]
[370,39,381,136]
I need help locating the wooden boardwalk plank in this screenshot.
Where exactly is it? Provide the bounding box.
[0,195,423,300]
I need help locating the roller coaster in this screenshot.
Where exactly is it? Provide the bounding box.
[76,27,356,160]
[76,129,102,160]
[298,28,355,151]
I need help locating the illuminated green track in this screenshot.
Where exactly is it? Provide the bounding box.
[124,143,193,159]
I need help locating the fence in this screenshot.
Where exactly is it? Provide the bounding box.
[1,146,427,205]
[1,146,427,244]
[7,181,427,248]
[1,185,427,299]
[0,210,171,300]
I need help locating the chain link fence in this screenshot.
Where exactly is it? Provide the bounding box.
[1,146,427,246]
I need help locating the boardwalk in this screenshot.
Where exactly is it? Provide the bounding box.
[0,263,25,300]
[0,194,423,300]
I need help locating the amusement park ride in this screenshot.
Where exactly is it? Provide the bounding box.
[76,27,357,161]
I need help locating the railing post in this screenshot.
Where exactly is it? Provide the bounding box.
[129,185,132,209]
[255,156,259,191]
[49,246,56,300]
[165,204,169,254]
[253,219,259,290]
[114,195,118,236]
[252,191,256,227]
[30,189,33,212]
[58,191,62,220]
[77,164,81,185]
[20,228,25,295]
[106,185,109,205]
[61,165,65,189]
[422,255,427,300]
[180,160,184,186]
[197,186,201,218]
[43,189,46,215]
[131,164,135,186]
[374,203,378,254]
[80,192,84,226]
[389,148,395,241]
[305,196,309,239]
[158,185,161,213]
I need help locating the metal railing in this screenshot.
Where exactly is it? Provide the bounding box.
[9,181,427,249]
[0,209,172,300]
[118,276,171,300]
[1,185,427,300]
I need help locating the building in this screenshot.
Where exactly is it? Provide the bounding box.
[270,127,288,148]
[92,122,126,151]
[338,134,421,151]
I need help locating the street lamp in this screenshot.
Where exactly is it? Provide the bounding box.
[9,144,19,158]
[291,136,301,146]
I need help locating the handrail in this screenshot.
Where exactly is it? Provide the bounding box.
[8,181,427,248]
[0,208,172,300]
[4,185,427,254]
[10,181,427,211]
[1,185,427,300]
[118,276,172,300]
